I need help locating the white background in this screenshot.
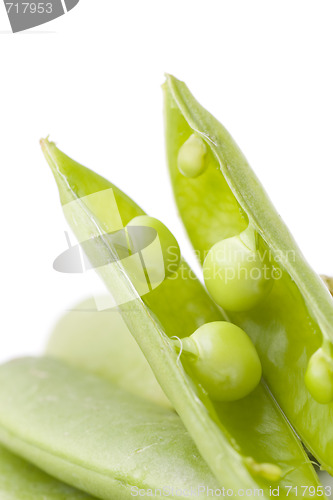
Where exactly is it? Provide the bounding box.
[0,1,333,366]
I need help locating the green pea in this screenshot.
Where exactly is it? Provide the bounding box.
[203,226,273,312]
[174,321,262,402]
[177,134,207,178]
[305,347,333,404]
[127,215,181,282]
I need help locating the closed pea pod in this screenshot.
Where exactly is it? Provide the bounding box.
[0,358,221,500]
[47,297,172,408]
[0,444,95,500]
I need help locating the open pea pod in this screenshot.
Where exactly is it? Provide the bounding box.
[40,138,322,497]
[0,357,220,500]
[0,444,95,500]
[163,75,333,473]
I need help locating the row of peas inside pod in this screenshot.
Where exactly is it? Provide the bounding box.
[179,133,273,308]
[163,74,333,492]
[176,130,333,406]
[124,215,262,402]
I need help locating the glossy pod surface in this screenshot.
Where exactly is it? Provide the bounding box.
[0,444,95,500]
[0,357,220,500]
[163,75,333,473]
[40,138,322,497]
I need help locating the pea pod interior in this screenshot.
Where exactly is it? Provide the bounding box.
[40,138,322,497]
[163,74,333,473]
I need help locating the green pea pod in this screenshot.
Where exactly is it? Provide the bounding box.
[163,75,333,472]
[46,297,171,408]
[0,357,220,500]
[0,444,95,499]
[41,138,321,497]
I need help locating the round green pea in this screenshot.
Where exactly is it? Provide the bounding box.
[180,321,262,402]
[127,215,181,281]
[203,227,273,312]
[177,134,207,178]
[305,348,333,404]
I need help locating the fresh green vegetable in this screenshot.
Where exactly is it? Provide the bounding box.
[40,138,322,497]
[177,134,207,178]
[163,74,333,472]
[47,297,171,408]
[48,301,261,404]
[0,357,220,500]
[203,225,273,311]
[127,215,181,281]
[305,348,333,404]
[172,321,262,401]
[0,444,95,500]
